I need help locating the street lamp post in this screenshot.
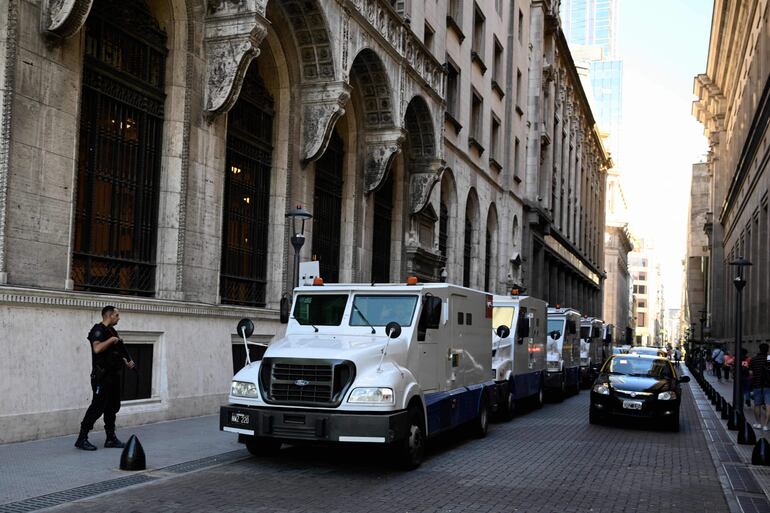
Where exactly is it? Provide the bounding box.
[285,205,313,288]
[730,257,752,412]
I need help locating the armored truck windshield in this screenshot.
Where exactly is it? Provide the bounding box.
[492,306,515,330]
[293,294,348,325]
[548,318,564,337]
[350,295,418,326]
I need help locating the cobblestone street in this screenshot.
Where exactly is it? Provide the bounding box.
[47,384,728,513]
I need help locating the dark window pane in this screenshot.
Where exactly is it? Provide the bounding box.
[312,131,344,283]
[120,344,153,401]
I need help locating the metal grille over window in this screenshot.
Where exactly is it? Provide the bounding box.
[463,218,472,287]
[312,131,344,283]
[372,173,394,283]
[220,64,274,307]
[72,0,166,296]
[259,358,356,407]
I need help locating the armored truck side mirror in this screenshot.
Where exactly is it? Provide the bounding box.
[385,321,402,339]
[237,318,254,339]
[279,296,291,324]
[518,320,530,339]
[549,330,561,340]
[496,325,510,339]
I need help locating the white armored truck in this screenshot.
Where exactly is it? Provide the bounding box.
[220,281,496,469]
[579,317,604,386]
[545,307,581,399]
[491,293,547,418]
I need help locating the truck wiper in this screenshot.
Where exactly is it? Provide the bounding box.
[353,305,376,334]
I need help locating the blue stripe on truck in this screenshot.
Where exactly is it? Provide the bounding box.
[513,370,543,400]
[424,382,495,436]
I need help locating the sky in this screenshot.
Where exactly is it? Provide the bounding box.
[614,0,712,312]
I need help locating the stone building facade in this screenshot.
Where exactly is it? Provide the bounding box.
[0,0,607,442]
[520,0,610,317]
[693,0,770,352]
[681,162,710,343]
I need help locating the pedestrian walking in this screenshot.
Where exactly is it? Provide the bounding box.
[75,305,135,451]
[741,348,752,406]
[724,350,735,381]
[712,345,725,383]
[749,343,770,431]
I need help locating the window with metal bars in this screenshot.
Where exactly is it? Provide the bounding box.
[72,0,166,296]
[220,64,274,307]
[312,131,344,283]
[463,218,472,287]
[439,201,449,258]
[372,173,394,283]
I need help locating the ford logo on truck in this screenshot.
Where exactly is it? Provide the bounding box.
[294,379,310,386]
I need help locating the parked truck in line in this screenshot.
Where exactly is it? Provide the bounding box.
[545,307,582,399]
[220,281,496,469]
[579,317,604,387]
[491,293,547,418]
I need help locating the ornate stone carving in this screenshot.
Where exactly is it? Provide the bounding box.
[364,128,405,193]
[42,0,93,43]
[301,81,352,164]
[204,1,269,117]
[408,159,443,215]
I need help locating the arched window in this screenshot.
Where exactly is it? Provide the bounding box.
[439,201,448,258]
[312,131,344,282]
[372,173,393,283]
[220,64,274,306]
[72,0,166,296]
[463,218,472,287]
[484,229,492,292]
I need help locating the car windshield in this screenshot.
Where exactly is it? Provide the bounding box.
[612,347,629,354]
[350,295,418,327]
[293,294,348,326]
[606,357,673,379]
[547,319,564,337]
[629,347,663,356]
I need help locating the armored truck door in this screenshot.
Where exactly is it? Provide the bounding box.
[416,294,444,392]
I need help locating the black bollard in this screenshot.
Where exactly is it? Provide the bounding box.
[727,407,741,431]
[721,399,730,420]
[711,390,718,405]
[739,421,757,445]
[119,435,146,471]
[715,396,723,412]
[752,438,770,465]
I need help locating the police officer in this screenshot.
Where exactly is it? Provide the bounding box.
[75,305,135,451]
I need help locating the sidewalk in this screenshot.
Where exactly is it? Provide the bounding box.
[692,365,770,513]
[0,415,247,511]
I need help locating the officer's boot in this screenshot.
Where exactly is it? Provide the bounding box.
[104,432,125,448]
[74,430,97,451]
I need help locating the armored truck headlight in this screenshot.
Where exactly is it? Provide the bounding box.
[231,381,258,397]
[658,391,677,401]
[348,387,394,404]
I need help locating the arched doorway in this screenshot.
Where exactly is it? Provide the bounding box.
[372,172,394,283]
[312,130,344,282]
[220,63,274,306]
[72,0,166,296]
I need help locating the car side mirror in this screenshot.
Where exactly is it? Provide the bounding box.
[679,375,690,383]
[385,321,402,339]
[279,296,290,324]
[237,318,254,339]
[496,325,510,339]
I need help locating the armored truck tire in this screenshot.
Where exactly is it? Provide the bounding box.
[244,436,282,456]
[395,405,426,470]
[534,382,544,409]
[470,393,490,438]
[500,381,516,421]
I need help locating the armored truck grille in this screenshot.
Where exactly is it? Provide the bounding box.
[259,358,356,407]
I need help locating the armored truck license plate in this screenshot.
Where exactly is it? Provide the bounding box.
[231,412,250,425]
[622,400,642,410]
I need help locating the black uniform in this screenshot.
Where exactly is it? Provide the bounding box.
[79,323,129,437]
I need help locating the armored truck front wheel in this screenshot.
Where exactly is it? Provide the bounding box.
[244,436,282,456]
[470,393,490,438]
[395,406,426,470]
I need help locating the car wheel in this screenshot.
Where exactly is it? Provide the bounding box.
[471,393,490,438]
[667,413,680,432]
[245,436,282,456]
[589,408,600,425]
[396,406,426,470]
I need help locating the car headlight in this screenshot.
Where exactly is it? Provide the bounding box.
[658,391,677,401]
[592,383,610,395]
[231,381,258,397]
[547,361,561,372]
[348,387,394,403]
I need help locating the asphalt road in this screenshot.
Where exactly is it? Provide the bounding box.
[48,384,729,513]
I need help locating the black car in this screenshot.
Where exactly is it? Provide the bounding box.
[589,354,690,431]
